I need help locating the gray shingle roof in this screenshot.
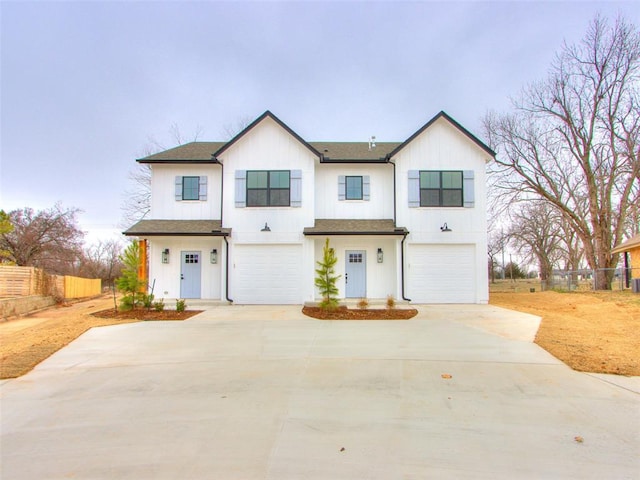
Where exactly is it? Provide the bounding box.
[138,142,226,162]
[138,141,402,163]
[123,220,230,236]
[309,142,401,161]
[303,219,408,235]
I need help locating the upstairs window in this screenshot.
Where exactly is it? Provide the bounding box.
[182,176,200,200]
[246,170,290,207]
[420,171,463,207]
[345,176,363,200]
[175,175,207,201]
[338,175,370,201]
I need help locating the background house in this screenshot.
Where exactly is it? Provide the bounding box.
[612,234,640,291]
[125,110,495,304]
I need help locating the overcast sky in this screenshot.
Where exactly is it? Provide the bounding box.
[2,1,639,245]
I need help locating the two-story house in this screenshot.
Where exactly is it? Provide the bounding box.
[124,110,495,304]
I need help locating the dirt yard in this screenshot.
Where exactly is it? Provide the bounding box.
[2,289,639,379]
[490,289,640,376]
[0,295,198,379]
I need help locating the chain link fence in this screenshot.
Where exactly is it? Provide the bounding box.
[490,268,640,293]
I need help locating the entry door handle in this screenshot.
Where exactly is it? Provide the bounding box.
[345,273,348,283]
[181,274,184,280]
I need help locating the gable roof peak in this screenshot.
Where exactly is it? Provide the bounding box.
[387,110,495,159]
[212,110,321,159]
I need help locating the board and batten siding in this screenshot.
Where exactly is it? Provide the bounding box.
[219,116,316,235]
[150,165,222,220]
[314,164,394,220]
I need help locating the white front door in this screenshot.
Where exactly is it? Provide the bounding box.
[180,251,201,299]
[345,250,366,298]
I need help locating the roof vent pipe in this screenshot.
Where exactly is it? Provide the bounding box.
[368,136,376,150]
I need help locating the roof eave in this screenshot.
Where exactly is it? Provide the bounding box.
[303,229,409,236]
[137,159,220,164]
[320,158,389,164]
[123,231,230,237]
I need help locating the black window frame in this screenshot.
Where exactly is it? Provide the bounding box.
[182,176,200,201]
[419,170,463,207]
[246,170,291,207]
[345,176,363,200]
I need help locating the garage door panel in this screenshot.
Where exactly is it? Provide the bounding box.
[409,244,475,303]
[234,245,303,304]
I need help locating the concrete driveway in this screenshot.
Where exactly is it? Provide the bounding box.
[1,305,638,479]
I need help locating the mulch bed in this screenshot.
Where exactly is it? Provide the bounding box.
[302,306,418,320]
[91,308,202,321]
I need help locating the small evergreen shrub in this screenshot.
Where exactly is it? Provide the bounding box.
[315,238,341,311]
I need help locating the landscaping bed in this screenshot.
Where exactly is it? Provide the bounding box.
[302,306,417,320]
[91,308,202,321]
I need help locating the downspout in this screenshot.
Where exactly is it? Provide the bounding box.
[212,156,224,227]
[401,232,411,302]
[388,157,409,301]
[388,158,397,225]
[212,155,233,303]
[223,235,233,303]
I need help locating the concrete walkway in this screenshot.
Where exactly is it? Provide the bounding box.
[1,305,638,479]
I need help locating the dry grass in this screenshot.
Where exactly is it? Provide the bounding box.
[3,289,639,379]
[0,295,198,379]
[490,289,640,376]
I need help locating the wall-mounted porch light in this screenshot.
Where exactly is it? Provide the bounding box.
[162,248,170,264]
[440,223,452,232]
[377,248,384,263]
[210,248,218,264]
[261,222,271,232]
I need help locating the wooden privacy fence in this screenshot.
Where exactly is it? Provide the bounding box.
[0,266,101,300]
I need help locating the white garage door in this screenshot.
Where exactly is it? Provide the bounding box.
[408,244,476,303]
[234,245,303,304]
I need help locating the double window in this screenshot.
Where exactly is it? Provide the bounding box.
[247,170,291,207]
[419,171,463,207]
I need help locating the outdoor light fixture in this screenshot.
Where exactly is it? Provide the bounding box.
[261,222,271,232]
[210,248,218,264]
[162,248,170,264]
[377,248,384,263]
[440,223,452,232]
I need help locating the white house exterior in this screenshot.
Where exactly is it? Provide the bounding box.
[124,110,494,304]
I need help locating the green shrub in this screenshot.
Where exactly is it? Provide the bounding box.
[176,299,186,312]
[153,299,165,312]
[142,293,154,309]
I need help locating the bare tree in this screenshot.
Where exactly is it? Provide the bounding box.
[507,201,565,285]
[484,15,640,289]
[220,115,253,140]
[0,204,85,275]
[78,239,124,288]
[121,124,204,226]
